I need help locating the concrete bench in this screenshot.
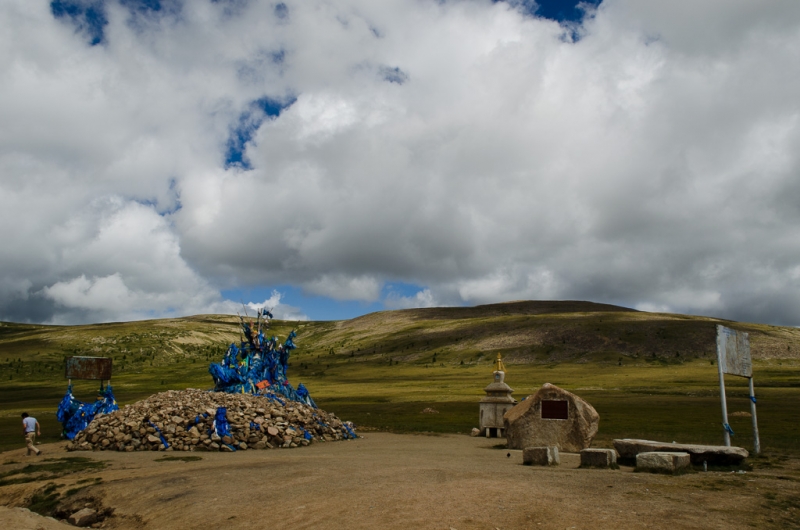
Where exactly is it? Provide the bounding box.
[523,446,559,466]
[636,451,691,474]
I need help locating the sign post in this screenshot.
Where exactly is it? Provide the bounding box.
[715,339,731,447]
[716,325,760,454]
[65,356,113,390]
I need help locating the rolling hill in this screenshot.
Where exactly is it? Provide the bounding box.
[2,301,799,453]
[1,300,799,380]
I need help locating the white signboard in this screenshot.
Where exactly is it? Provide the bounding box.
[716,325,751,378]
[715,325,759,453]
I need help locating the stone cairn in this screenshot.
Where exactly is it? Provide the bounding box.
[67,388,354,452]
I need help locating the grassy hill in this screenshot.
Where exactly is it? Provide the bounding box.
[1,301,799,454]
[2,300,799,373]
[295,300,800,365]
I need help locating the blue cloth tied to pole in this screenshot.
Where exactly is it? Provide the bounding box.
[297,425,313,441]
[342,423,357,439]
[213,407,231,437]
[207,319,318,408]
[57,385,119,440]
[149,421,170,448]
[723,423,735,436]
[296,383,317,408]
[185,413,208,430]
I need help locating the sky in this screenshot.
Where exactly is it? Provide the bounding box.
[1,0,799,326]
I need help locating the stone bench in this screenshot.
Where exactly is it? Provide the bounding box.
[614,439,748,466]
[636,452,691,474]
[580,448,618,469]
[523,446,559,466]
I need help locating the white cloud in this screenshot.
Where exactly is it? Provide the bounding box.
[241,291,309,321]
[44,274,135,312]
[455,268,561,305]
[2,1,800,325]
[292,93,362,142]
[634,288,722,316]
[304,274,382,302]
[385,288,437,310]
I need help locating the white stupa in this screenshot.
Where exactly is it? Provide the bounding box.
[479,353,516,438]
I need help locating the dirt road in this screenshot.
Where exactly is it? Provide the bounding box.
[1,433,797,529]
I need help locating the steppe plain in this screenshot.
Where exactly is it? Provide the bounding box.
[1,301,799,528]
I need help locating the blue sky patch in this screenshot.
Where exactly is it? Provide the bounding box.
[533,0,602,22]
[224,281,437,321]
[50,1,108,46]
[496,0,602,23]
[222,285,384,321]
[224,96,296,170]
[119,0,165,13]
[383,281,427,300]
[51,0,187,44]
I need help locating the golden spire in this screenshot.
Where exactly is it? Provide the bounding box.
[493,353,506,373]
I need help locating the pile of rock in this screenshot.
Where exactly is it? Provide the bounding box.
[66,389,355,452]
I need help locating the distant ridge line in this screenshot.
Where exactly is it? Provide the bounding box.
[350,300,638,323]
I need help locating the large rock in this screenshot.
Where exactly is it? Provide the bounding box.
[522,446,559,466]
[614,439,748,466]
[67,508,97,527]
[580,448,618,468]
[636,452,691,474]
[504,383,599,452]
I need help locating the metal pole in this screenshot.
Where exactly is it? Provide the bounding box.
[749,377,761,455]
[716,328,731,446]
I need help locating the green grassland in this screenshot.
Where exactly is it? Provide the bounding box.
[1,301,798,455]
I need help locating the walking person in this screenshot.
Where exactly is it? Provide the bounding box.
[21,412,41,456]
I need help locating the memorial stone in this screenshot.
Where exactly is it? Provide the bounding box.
[504,383,599,452]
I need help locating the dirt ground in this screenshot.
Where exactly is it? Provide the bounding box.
[1,433,798,530]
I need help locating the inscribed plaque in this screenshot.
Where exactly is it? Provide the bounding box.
[541,400,569,420]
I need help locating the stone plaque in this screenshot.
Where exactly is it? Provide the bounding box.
[541,400,568,420]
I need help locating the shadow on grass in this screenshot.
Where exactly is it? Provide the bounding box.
[0,457,105,486]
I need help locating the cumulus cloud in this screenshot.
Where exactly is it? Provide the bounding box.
[240,291,309,321]
[303,274,382,302]
[1,0,800,325]
[385,288,437,310]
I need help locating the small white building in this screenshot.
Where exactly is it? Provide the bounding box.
[479,354,516,438]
